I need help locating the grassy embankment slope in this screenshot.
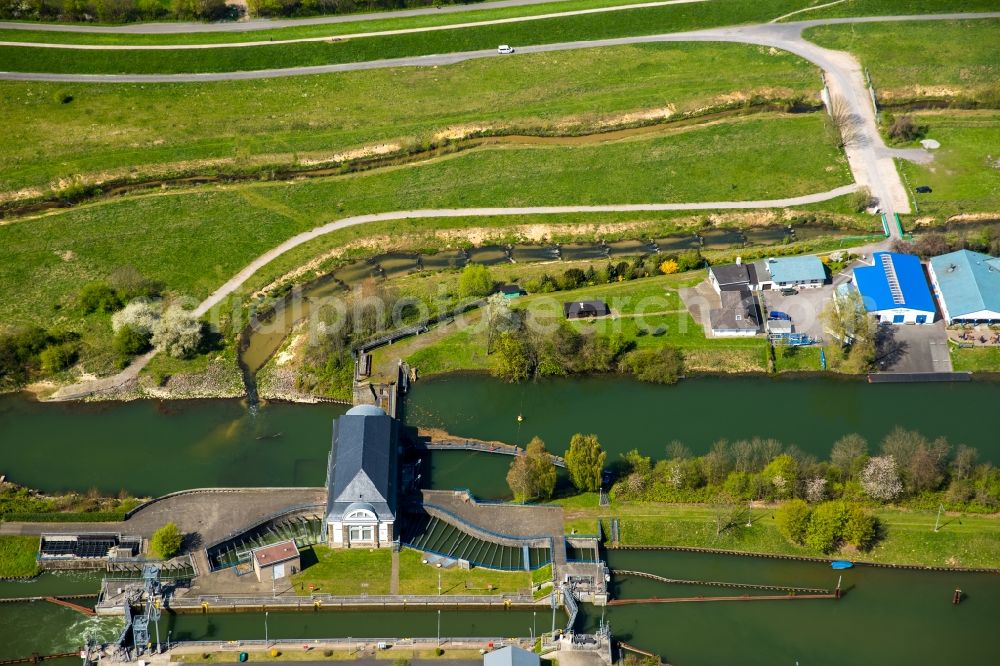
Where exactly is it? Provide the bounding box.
[557,500,1000,569]
[0,42,821,201]
[805,20,998,105]
[0,0,822,74]
[0,536,41,578]
[787,0,1000,20]
[0,0,694,45]
[0,114,850,375]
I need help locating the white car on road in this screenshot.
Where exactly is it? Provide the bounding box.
[497,45,515,55]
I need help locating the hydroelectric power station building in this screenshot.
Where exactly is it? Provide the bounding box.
[325,404,399,548]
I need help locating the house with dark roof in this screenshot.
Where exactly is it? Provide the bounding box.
[928,250,1000,324]
[564,300,610,319]
[709,287,761,337]
[853,251,936,324]
[708,260,757,294]
[325,404,399,548]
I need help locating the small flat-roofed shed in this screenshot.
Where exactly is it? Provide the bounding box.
[251,539,300,582]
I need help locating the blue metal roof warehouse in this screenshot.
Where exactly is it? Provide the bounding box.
[853,252,936,324]
[928,250,1000,323]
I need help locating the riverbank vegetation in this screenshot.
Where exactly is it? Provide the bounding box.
[0,536,41,578]
[607,427,1000,514]
[0,480,142,522]
[568,502,1000,568]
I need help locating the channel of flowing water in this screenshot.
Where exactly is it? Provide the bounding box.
[3,374,1000,498]
[1,373,998,661]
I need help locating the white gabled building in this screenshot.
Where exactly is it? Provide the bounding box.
[325,405,398,549]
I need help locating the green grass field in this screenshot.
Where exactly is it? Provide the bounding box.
[291,546,393,595]
[789,0,1000,20]
[0,536,41,578]
[397,548,532,595]
[0,42,821,199]
[0,0,817,74]
[951,345,1000,372]
[895,111,1000,218]
[0,113,848,333]
[565,503,1000,568]
[805,20,1000,102]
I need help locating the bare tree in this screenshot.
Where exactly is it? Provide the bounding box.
[830,96,866,148]
[711,492,744,537]
[665,440,691,461]
[831,433,868,480]
[951,445,980,481]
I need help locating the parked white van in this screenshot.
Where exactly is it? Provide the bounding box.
[497,45,515,54]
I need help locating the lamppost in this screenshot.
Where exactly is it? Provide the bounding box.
[438,571,442,596]
[533,611,537,641]
[437,609,441,645]
[265,611,269,647]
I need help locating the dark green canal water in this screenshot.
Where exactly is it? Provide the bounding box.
[593,549,1000,666]
[0,395,347,496]
[2,373,1000,497]
[404,374,1000,463]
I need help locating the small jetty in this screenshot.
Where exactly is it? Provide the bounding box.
[614,570,832,595]
[608,593,838,605]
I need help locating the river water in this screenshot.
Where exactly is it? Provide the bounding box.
[2,373,999,498]
[404,374,1000,465]
[1,374,998,662]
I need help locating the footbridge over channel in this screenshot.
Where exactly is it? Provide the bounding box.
[415,429,566,468]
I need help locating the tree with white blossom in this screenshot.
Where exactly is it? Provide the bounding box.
[860,455,903,501]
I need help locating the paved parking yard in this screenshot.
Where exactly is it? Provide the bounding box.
[758,285,833,342]
[878,320,953,373]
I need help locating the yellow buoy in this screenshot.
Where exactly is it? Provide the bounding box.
[517,414,524,422]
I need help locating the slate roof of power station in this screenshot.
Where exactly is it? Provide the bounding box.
[854,252,935,314]
[484,646,540,666]
[764,255,826,284]
[929,250,1000,320]
[326,404,398,522]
